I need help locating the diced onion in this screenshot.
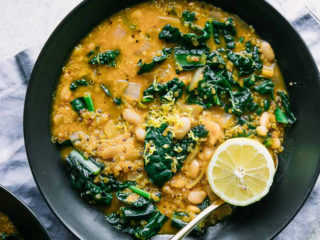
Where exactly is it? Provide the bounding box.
[124,82,141,100]
[189,67,205,91]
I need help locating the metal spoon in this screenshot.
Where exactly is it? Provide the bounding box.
[170,199,225,240]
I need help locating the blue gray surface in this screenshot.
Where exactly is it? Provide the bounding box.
[0,1,319,240]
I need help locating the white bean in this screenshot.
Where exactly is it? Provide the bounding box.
[135,128,146,142]
[256,126,268,136]
[260,112,270,127]
[201,147,214,161]
[271,138,281,149]
[122,108,142,125]
[261,41,275,62]
[187,205,201,214]
[189,160,200,179]
[174,117,191,139]
[188,190,207,204]
[60,85,71,101]
[203,120,222,146]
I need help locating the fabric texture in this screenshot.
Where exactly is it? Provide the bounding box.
[0,1,319,240]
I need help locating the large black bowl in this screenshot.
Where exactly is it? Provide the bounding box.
[24,0,320,239]
[0,185,50,240]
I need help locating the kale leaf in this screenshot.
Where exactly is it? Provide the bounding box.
[275,91,296,124]
[70,78,89,91]
[141,78,185,103]
[106,205,167,239]
[138,48,172,74]
[174,47,208,72]
[70,97,87,113]
[212,18,236,49]
[144,124,208,187]
[187,58,235,109]
[182,10,196,23]
[88,50,120,66]
[253,79,274,97]
[227,51,255,76]
[134,211,168,240]
[158,22,210,47]
[116,191,150,208]
[65,150,115,206]
[228,87,253,115]
[143,123,174,186]
[121,202,156,219]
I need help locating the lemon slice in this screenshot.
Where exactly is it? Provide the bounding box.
[207,138,275,206]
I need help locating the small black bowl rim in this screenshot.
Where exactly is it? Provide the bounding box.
[0,184,51,239]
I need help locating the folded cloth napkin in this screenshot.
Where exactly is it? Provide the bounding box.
[0,1,319,240]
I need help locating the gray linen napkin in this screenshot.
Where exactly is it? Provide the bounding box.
[0,2,319,240]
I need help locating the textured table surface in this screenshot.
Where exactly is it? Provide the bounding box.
[0,0,319,240]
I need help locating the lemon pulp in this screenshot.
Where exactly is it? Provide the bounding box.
[207,138,276,206]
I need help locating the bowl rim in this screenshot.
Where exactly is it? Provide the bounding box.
[23,0,320,239]
[0,184,51,239]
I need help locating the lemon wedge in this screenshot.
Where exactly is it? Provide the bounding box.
[207,138,275,206]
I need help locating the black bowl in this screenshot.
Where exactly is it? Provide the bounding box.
[24,0,320,239]
[0,185,50,240]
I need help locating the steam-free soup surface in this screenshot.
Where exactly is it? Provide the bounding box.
[51,0,289,237]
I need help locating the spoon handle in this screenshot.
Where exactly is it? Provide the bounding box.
[170,199,225,240]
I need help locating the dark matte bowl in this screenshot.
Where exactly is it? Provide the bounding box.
[0,185,51,240]
[24,0,320,239]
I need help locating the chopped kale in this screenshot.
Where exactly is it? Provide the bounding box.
[243,74,256,87]
[121,202,156,219]
[182,10,196,23]
[106,206,167,239]
[245,41,252,53]
[88,50,120,66]
[65,150,115,206]
[138,48,172,74]
[263,98,271,111]
[116,191,150,208]
[158,22,210,47]
[228,87,253,115]
[227,51,254,76]
[197,197,211,210]
[113,97,122,105]
[187,61,235,109]
[70,94,95,113]
[212,18,236,49]
[143,123,174,186]
[70,78,89,91]
[70,97,87,113]
[275,91,296,124]
[174,47,208,72]
[253,79,274,97]
[87,50,95,58]
[141,78,185,103]
[158,24,182,44]
[144,124,208,186]
[100,84,112,97]
[134,211,168,240]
